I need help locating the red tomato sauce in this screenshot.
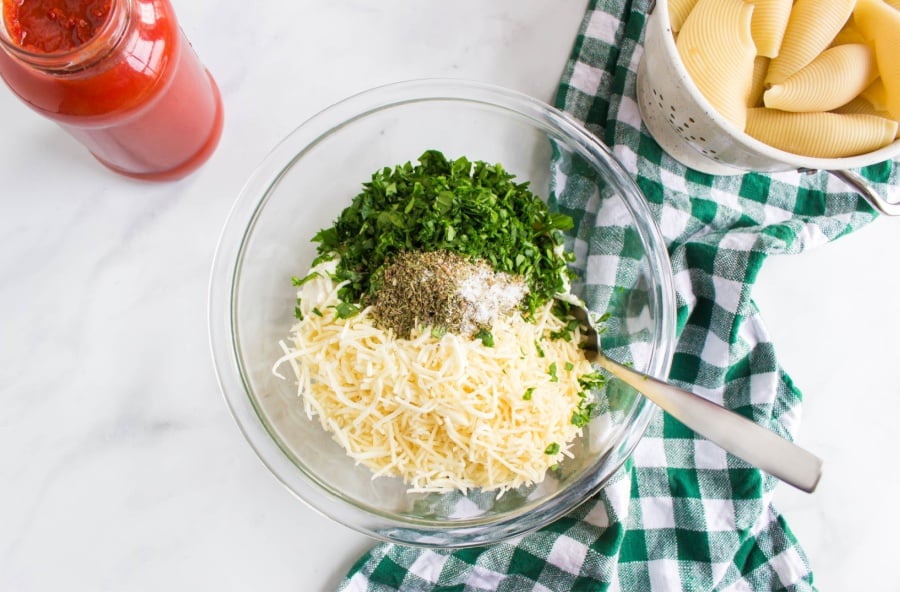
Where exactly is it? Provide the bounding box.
[0,0,223,180]
[4,0,112,53]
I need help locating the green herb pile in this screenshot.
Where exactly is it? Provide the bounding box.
[311,150,574,317]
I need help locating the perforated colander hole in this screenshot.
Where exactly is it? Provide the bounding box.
[673,118,701,142]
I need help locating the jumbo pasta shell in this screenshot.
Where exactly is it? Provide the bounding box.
[862,78,888,112]
[854,0,900,121]
[676,0,756,130]
[751,0,792,58]
[833,95,885,116]
[765,0,856,86]
[832,96,900,138]
[746,108,898,158]
[669,0,700,32]
[764,44,878,112]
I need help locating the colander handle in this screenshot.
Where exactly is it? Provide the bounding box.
[827,169,900,216]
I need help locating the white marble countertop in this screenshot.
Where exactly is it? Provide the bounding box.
[1,1,898,590]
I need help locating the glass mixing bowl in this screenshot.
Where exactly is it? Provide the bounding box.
[209,79,677,547]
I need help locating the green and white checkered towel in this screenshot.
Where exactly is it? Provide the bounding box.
[339,0,898,590]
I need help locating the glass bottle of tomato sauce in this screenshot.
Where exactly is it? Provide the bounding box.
[0,0,223,181]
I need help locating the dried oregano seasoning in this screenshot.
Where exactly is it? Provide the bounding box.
[368,249,526,339]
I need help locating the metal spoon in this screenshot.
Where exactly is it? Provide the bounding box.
[566,301,824,493]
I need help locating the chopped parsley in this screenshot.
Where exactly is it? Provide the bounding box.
[332,302,361,319]
[311,150,574,317]
[571,370,607,427]
[545,442,561,455]
[291,272,320,287]
[578,371,606,391]
[550,319,580,341]
[571,403,594,428]
[523,387,536,401]
[474,328,495,347]
[548,300,583,341]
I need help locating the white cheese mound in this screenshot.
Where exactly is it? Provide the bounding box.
[275,258,595,494]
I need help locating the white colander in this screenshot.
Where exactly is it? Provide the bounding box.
[636,0,900,215]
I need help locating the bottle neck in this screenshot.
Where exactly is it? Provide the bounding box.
[0,0,132,74]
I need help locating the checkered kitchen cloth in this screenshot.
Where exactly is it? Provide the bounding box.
[339,0,899,590]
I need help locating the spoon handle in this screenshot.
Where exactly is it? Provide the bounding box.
[593,354,823,493]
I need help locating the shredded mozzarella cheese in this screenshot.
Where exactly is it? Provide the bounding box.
[275,259,595,494]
